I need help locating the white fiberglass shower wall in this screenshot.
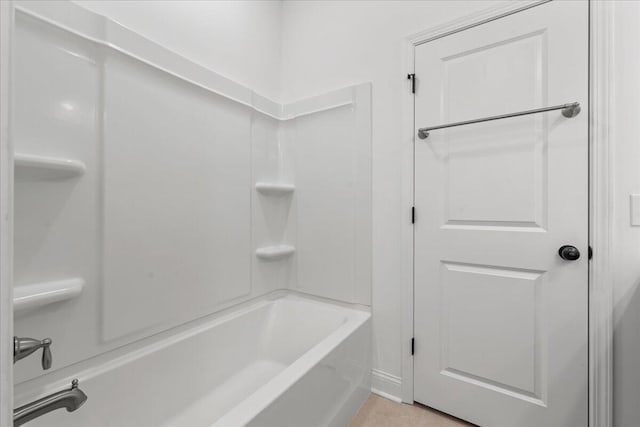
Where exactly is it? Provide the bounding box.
[10,1,372,426]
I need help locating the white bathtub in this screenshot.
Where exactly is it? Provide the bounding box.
[14,293,371,427]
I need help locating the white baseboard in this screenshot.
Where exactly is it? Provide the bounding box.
[371,369,403,403]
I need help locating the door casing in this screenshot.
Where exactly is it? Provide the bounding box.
[400,1,614,426]
[0,0,15,425]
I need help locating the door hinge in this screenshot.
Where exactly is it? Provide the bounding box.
[407,73,415,94]
[411,338,415,355]
[411,206,415,224]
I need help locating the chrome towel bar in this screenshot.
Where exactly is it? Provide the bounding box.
[417,102,580,140]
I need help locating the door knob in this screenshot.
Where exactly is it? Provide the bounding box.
[558,245,580,261]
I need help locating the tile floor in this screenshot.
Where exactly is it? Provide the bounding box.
[349,394,474,427]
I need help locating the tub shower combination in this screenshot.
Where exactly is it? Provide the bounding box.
[11,1,372,426]
[18,295,370,427]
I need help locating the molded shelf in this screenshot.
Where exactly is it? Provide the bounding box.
[14,153,86,180]
[255,245,295,260]
[14,278,84,313]
[255,182,295,196]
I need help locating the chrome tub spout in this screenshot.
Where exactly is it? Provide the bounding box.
[14,379,87,426]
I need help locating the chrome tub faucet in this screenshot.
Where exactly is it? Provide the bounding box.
[14,379,88,426]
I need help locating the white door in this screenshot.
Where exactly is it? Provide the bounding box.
[413,2,588,426]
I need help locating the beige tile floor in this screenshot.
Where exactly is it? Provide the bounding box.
[349,394,475,427]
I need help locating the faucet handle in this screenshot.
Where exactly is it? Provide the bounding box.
[41,339,52,370]
[13,336,53,370]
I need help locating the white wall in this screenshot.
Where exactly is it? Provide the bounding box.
[611,2,640,426]
[71,0,283,100]
[280,0,501,386]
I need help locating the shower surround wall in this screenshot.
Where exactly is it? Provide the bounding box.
[13,0,371,401]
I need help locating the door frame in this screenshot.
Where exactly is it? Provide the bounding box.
[400,1,613,426]
[0,0,14,425]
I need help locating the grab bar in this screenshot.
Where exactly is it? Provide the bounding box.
[14,379,87,426]
[417,102,580,139]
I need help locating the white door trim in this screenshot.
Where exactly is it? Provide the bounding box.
[0,0,14,425]
[587,1,614,426]
[401,2,613,426]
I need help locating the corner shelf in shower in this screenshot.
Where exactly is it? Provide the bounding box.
[255,245,295,260]
[255,182,295,196]
[14,277,84,313]
[14,153,86,180]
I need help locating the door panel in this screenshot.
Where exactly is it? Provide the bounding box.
[413,2,588,426]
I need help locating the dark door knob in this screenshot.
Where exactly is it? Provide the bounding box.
[558,245,580,261]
